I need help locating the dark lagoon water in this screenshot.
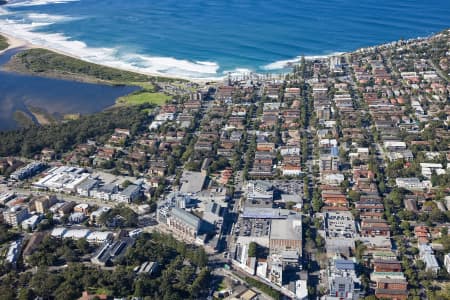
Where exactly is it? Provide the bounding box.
[0,48,138,130]
[1,0,449,78]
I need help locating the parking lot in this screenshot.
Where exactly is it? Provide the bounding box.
[233,217,271,238]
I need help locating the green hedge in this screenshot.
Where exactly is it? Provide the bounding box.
[244,276,282,300]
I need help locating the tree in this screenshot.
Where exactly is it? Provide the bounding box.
[378,180,386,194]
[122,180,133,188]
[133,279,146,297]
[340,179,350,192]
[61,246,78,262]
[0,286,15,300]
[286,201,296,210]
[416,260,425,271]
[209,157,230,173]
[192,248,208,267]
[54,281,80,300]
[388,188,404,207]
[312,193,323,213]
[355,241,367,261]
[400,220,411,235]
[17,288,34,300]
[0,106,148,158]
[31,268,62,298]
[248,242,257,257]
[190,268,211,298]
[178,265,195,286]
[315,235,325,250]
[348,190,360,203]
[76,238,90,254]
[430,209,447,223]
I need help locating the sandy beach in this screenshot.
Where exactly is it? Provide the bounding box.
[0,32,33,54]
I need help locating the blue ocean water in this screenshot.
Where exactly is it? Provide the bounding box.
[0,0,449,78]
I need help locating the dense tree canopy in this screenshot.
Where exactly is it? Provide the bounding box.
[0,232,210,300]
[0,106,149,157]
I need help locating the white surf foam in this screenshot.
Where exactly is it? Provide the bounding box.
[26,12,78,23]
[113,53,220,78]
[7,0,79,7]
[222,67,254,77]
[262,58,300,71]
[0,15,221,78]
[0,7,10,15]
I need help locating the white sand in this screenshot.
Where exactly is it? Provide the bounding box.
[0,32,33,54]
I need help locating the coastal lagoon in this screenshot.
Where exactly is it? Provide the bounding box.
[1,0,450,78]
[0,48,138,130]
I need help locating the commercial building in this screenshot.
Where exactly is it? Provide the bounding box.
[86,231,114,244]
[21,214,42,230]
[6,239,22,268]
[242,207,289,219]
[51,227,113,244]
[33,166,90,193]
[91,242,112,266]
[179,171,206,194]
[69,212,86,224]
[422,253,440,274]
[419,244,440,274]
[245,181,274,207]
[0,191,16,205]
[3,206,29,227]
[57,201,76,216]
[74,203,90,215]
[90,207,111,223]
[326,256,361,300]
[112,184,141,203]
[269,215,302,256]
[268,254,284,286]
[91,237,135,266]
[134,261,159,275]
[395,178,428,190]
[324,211,356,256]
[34,195,58,214]
[320,155,339,172]
[92,183,118,201]
[23,232,47,264]
[167,207,201,239]
[10,162,46,181]
[76,178,99,197]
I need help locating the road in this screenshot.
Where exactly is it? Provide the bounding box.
[429,59,449,83]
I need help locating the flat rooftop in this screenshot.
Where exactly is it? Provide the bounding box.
[242,207,289,219]
[234,217,271,238]
[179,171,206,194]
[270,216,302,241]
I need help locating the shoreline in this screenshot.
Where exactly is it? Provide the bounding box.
[3,28,440,85]
[0,30,352,83]
[0,30,297,84]
[0,31,216,84]
[0,32,32,55]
